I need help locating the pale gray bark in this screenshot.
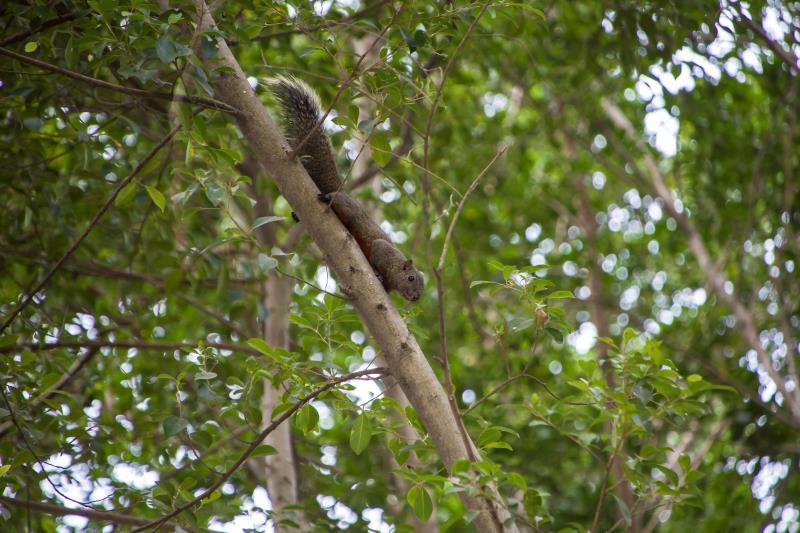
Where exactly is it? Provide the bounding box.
[261,275,301,527]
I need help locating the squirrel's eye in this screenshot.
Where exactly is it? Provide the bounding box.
[407,275,415,282]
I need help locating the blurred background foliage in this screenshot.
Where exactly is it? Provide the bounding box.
[0,0,798,531]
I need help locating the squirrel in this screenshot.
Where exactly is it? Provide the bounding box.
[270,76,424,302]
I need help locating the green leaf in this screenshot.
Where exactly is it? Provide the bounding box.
[155,35,191,63]
[258,253,278,273]
[0,334,18,348]
[484,441,513,451]
[523,488,543,517]
[145,185,166,213]
[39,373,61,393]
[205,181,225,206]
[506,472,527,491]
[451,458,471,474]
[469,280,502,289]
[622,327,639,350]
[195,371,217,380]
[296,404,318,434]
[547,290,575,299]
[163,416,188,437]
[246,338,272,355]
[24,42,38,53]
[406,485,433,521]
[655,465,679,485]
[251,216,284,231]
[477,427,502,447]
[399,28,417,52]
[597,337,619,350]
[349,413,373,455]
[545,327,564,342]
[115,182,138,207]
[678,453,691,475]
[370,133,391,166]
[250,444,278,458]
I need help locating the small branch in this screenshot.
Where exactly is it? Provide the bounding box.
[590,433,627,533]
[0,496,172,528]
[0,120,185,335]
[430,149,507,504]
[0,12,85,47]
[0,46,238,114]
[422,1,490,186]
[347,108,417,191]
[160,425,249,482]
[464,372,592,417]
[0,340,263,356]
[132,368,388,532]
[436,146,506,271]
[462,374,525,416]
[275,267,347,300]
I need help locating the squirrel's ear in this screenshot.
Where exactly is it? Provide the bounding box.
[403,259,413,270]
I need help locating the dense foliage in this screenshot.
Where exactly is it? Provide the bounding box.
[1,1,798,531]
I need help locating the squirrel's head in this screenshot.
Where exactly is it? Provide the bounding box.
[398,260,424,302]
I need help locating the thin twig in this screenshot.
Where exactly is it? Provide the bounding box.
[436,146,506,271]
[590,432,627,532]
[416,5,500,529]
[275,267,348,300]
[159,425,250,482]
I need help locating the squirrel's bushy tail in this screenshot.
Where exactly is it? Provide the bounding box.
[269,76,342,194]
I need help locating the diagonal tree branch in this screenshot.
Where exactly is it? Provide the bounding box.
[0,12,85,47]
[0,340,262,356]
[187,1,515,530]
[0,46,238,114]
[732,2,799,75]
[0,495,175,528]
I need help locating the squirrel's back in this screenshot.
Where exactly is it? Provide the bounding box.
[270,76,342,194]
